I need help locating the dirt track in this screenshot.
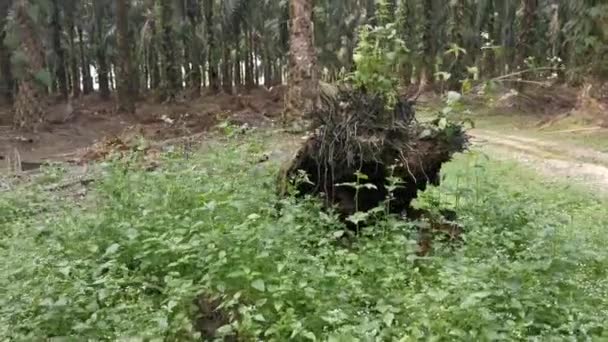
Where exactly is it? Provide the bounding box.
[472,129,608,193]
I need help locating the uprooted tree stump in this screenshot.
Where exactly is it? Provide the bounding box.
[278,86,468,237]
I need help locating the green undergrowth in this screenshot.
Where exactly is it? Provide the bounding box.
[1,131,607,341]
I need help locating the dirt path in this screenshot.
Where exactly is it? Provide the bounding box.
[471,129,608,192]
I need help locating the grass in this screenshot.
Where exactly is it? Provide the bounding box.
[1,130,607,340]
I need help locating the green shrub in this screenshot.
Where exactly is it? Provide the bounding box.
[0,133,606,340]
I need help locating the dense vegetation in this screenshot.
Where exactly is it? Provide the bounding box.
[1,130,607,340]
[1,0,607,129]
[1,0,608,340]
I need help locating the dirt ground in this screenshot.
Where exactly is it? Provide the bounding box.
[2,85,607,194]
[472,129,608,193]
[0,86,284,168]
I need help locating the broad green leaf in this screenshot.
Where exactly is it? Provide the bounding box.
[251,279,265,292]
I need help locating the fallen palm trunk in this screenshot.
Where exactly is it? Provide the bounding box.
[278,87,468,221]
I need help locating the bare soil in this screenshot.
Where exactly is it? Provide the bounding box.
[1,87,283,168]
[472,129,608,192]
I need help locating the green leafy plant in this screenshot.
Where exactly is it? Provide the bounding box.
[349,23,408,106]
[1,132,607,340]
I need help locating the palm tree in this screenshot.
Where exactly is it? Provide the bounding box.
[93,0,111,99]
[186,0,202,96]
[285,0,319,126]
[517,0,539,68]
[116,0,135,112]
[50,0,69,99]
[0,0,13,105]
[65,0,81,97]
[205,0,220,92]
[159,0,181,101]
[13,0,47,131]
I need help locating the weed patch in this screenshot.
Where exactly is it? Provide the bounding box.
[0,133,607,340]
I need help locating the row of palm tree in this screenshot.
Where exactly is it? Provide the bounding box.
[0,0,606,131]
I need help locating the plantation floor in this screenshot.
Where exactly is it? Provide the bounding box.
[1,128,607,340]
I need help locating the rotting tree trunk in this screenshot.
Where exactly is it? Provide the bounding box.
[116,0,135,112]
[0,0,14,105]
[285,0,319,126]
[278,87,468,224]
[51,0,69,100]
[13,0,47,131]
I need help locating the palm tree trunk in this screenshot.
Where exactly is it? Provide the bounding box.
[234,46,241,89]
[149,46,160,90]
[245,28,254,89]
[116,0,135,112]
[233,22,242,89]
[187,0,202,96]
[263,53,272,88]
[419,0,435,88]
[159,0,180,101]
[94,0,110,99]
[78,25,93,94]
[205,0,219,92]
[285,0,319,125]
[149,19,160,90]
[51,0,68,100]
[65,11,81,97]
[0,0,13,105]
[14,0,46,131]
[517,0,538,68]
[222,43,232,93]
[254,41,260,86]
[446,0,466,90]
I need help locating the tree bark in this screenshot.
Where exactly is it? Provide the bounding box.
[14,0,47,131]
[419,0,435,88]
[264,53,272,88]
[78,25,93,94]
[233,21,242,89]
[159,0,180,101]
[285,0,319,125]
[446,0,466,90]
[51,0,69,100]
[0,0,13,105]
[205,0,219,92]
[94,0,110,99]
[516,0,538,68]
[187,0,201,95]
[245,28,254,89]
[254,39,260,86]
[116,0,135,112]
[65,7,81,97]
[222,43,232,93]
